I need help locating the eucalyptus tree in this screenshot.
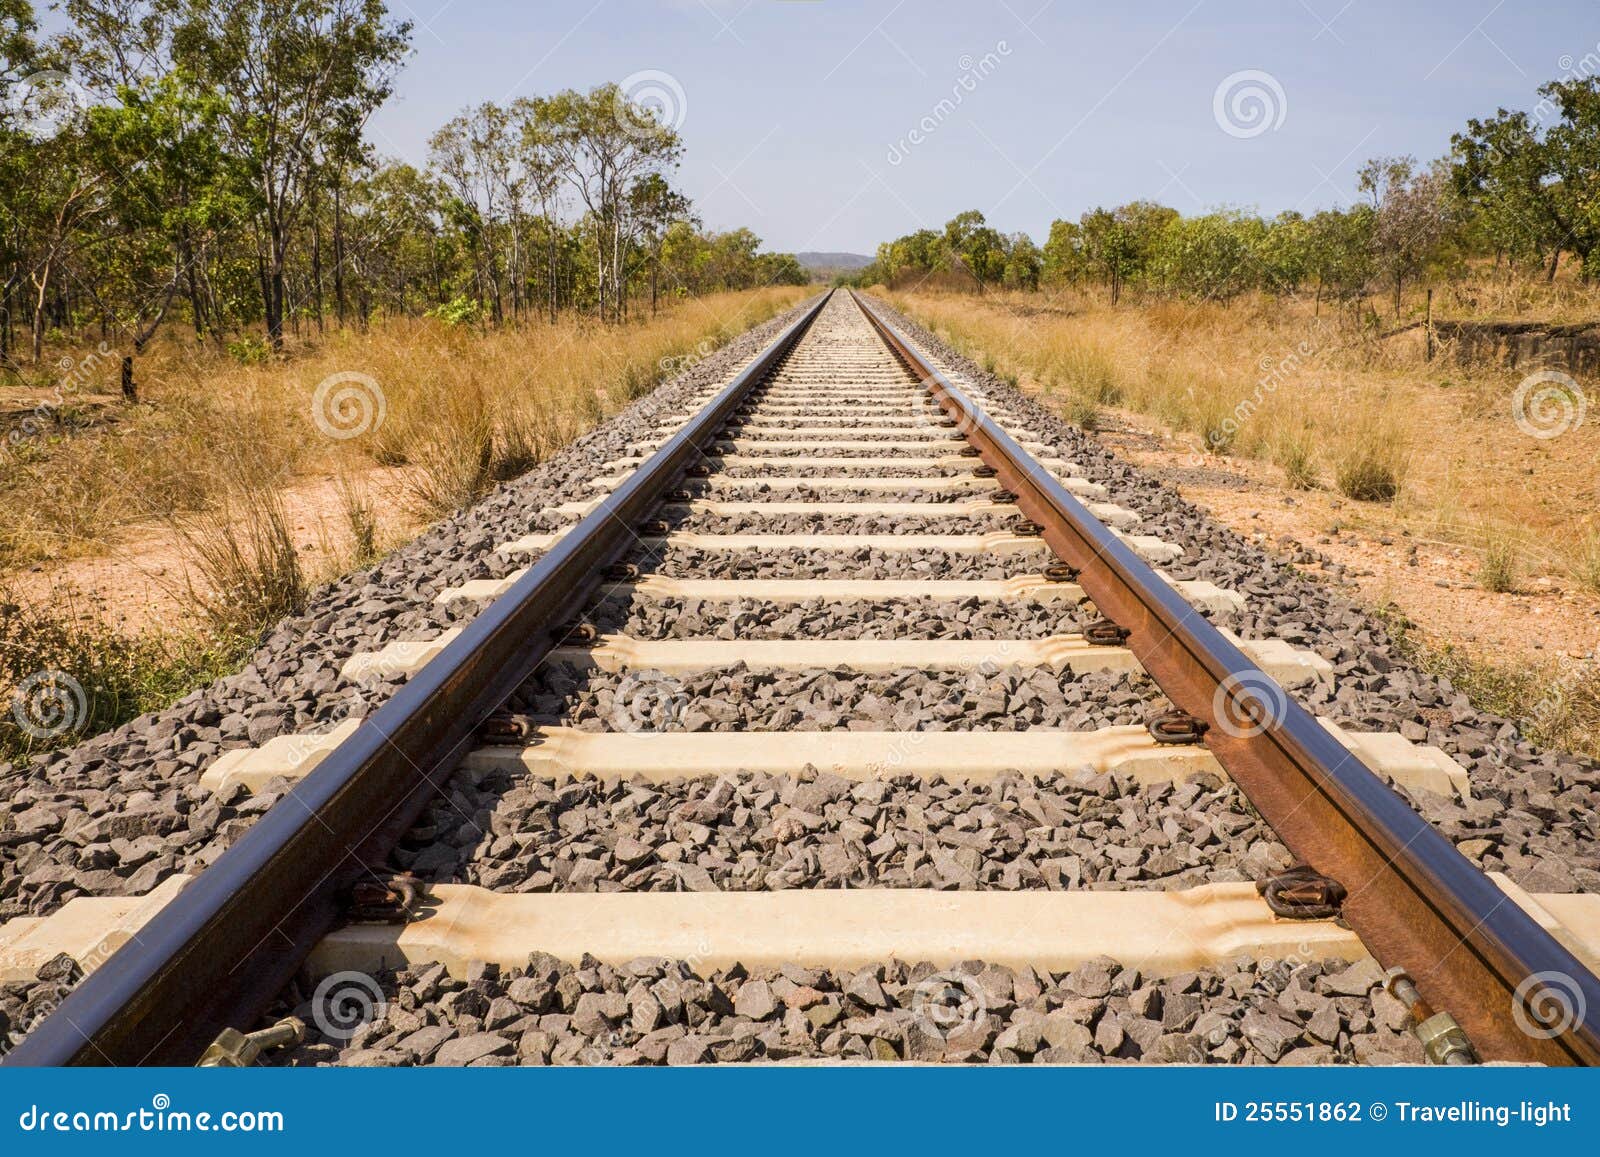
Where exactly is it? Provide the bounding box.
[78,72,237,390]
[0,0,40,365]
[170,0,410,348]
[429,102,512,323]
[544,82,682,322]
[627,171,693,313]
[1536,77,1600,276]
[510,96,568,322]
[1358,155,1453,314]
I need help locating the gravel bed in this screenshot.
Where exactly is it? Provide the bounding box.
[507,666,1160,733]
[700,481,993,501]
[266,952,1423,1066]
[13,288,1600,1069]
[712,462,971,478]
[707,445,971,460]
[591,596,1096,641]
[0,953,80,1060]
[411,765,1285,893]
[666,512,1018,535]
[628,546,1051,581]
[0,298,823,921]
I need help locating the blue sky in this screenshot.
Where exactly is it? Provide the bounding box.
[366,0,1595,254]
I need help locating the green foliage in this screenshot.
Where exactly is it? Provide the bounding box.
[0,591,246,764]
[1453,76,1600,278]
[864,73,1600,308]
[428,294,480,326]
[225,334,271,363]
[0,3,806,363]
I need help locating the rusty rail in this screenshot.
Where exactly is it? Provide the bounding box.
[852,288,1600,1066]
[4,293,831,1066]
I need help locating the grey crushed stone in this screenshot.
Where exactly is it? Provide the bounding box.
[0,300,822,922]
[591,595,1099,641]
[270,952,1421,1066]
[412,766,1289,893]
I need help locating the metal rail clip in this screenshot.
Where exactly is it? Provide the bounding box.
[550,621,598,643]
[1147,710,1209,745]
[1257,864,1347,920]
[478,713,535,742]
[1084,618,1131,646]
[345,873,425,925]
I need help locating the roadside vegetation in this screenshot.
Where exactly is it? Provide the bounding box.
[0,287,804,570]
[856,67,1600,760]
[0,0,811,760]
[1383,610,1600,765]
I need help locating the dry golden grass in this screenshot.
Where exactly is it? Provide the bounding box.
[0,288,806,759]
[0,287,807,570]
[888,286,1600,584]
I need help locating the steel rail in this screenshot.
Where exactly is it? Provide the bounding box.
[851,289,1600,1065]
[5,292,832,1067]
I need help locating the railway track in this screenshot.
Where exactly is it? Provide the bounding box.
[4,289,1600,1067]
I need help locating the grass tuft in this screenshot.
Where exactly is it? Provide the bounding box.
[1062,394,1100,431]
[1476,536,1520,593]
[1384,610,1600,762]
[172,484,309,638]
[1272,433,1318,490]
[0,588,245,764]
[1333,428,1405,502]
[1569,533,1600,594]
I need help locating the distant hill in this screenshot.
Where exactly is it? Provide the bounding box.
[795,251,873,272]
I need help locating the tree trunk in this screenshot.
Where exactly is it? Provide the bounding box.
[30,260,50,363]
[1547,249,1561,282]
[120,355,137,402]
[311,213,325,336]
[547,232,558,323]
[185,259,206,337]
[265,210,288,350]
[333,181,348,325]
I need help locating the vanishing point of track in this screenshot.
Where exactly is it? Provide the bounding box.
[7,289,1599,1067]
